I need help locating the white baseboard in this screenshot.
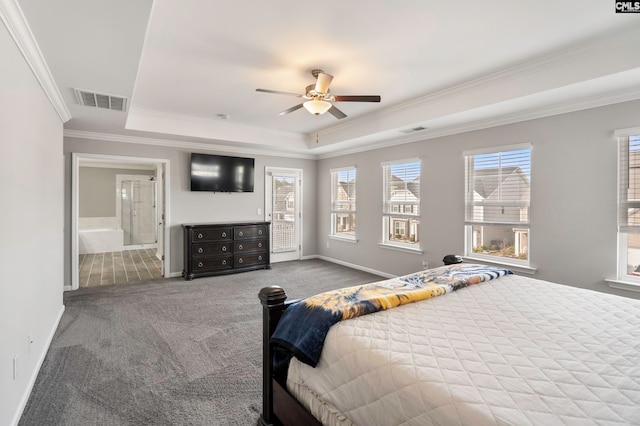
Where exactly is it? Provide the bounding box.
[315,255,394,279]
[11,304,65,426]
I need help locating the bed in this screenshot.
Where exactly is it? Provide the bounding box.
[258,264,640,425]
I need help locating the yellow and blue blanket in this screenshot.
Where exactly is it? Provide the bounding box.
[271,263,512,369]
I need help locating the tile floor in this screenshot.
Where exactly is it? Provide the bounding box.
[78,248,163,287]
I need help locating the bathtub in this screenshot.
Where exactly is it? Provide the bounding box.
[79,228,124,254]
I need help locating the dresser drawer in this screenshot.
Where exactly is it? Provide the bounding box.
[192,255,233,272]
[234,224,267,240]
[191,227,232,242]
[183,222,270,280]
[234,239,267,253]
[234,252,268,267]
[193,242,231,256]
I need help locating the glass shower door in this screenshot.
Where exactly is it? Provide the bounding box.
[121,180,157,246]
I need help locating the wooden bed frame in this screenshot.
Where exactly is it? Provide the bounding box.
[258,286,321,426]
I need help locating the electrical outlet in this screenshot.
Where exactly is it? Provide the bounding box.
[422,260,429,269]
[257,208,262,216]
[326,241,330,248]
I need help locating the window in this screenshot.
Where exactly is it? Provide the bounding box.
[382,159,420,248]
[617,132,640,282]
[330,167,356,240]
[464,145,531,265]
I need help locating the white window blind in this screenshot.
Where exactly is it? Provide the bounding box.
[617,134,640,281]
[465,147,531,226]
[618,135,640,233]
[382,159,421,247]
[330,167,356,239]
[464,146,531,264]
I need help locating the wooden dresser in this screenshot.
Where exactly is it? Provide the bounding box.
[182,222,270,280]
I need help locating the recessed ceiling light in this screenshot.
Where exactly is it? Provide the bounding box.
[216,114,231,120]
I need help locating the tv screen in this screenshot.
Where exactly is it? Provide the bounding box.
[190,153,255,192]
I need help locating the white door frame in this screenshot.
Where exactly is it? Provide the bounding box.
[70,153,171,290]
[265,167,303,263]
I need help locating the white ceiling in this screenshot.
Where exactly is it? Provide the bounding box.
[15,0,640,158]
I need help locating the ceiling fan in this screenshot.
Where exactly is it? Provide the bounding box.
[256,69,381,119]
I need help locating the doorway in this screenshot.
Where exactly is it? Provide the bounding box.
[265,167,302,263]
[71,153,171,290]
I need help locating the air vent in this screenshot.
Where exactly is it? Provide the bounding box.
[400,126,429,134]
[74,89,128,112]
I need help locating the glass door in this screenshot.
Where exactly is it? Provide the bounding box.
[121,180,157,246]
[265,168,302,262]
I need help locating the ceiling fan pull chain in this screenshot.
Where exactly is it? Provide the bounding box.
[316,115,319,143]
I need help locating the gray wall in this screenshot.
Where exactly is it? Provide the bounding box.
[0,24,64,425]
[317,99,640,299]
[63,139,317,283]
[79,167,152,217]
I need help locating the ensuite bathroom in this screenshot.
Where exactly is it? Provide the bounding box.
[78,165,158,255]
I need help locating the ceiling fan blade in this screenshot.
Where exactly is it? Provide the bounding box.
[315,72,333,94]
[328,105,347,119]
[278,103,304,115]
[256,88,302,97]
[333,95,381,102]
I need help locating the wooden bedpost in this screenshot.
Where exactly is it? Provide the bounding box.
[258,285,287,426]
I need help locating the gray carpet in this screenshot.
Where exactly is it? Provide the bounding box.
[19,259,383,426]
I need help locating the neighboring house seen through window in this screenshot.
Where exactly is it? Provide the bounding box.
[617,132,640,282]
[330,167,356,240]
[382,159,421,249]
[464,145,531,266]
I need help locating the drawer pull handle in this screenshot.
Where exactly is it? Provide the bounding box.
[239,231,244,237]
[197,233,203,239]
[258,255,263,261]
[222,246,227,252]
[238,258,243,264]
[222,260,227,265]
[258,242,262,248]
[198,262,203,268]
[198,247,204,254]
[258,229,263,235]
[238,244,243,250]
[222,232,227,238]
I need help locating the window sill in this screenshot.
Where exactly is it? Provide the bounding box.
[328,235,358,244]
[378,243,423,255]
[462,256,537,275]
[604,279,640,293]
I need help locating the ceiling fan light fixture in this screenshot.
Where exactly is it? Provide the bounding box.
[303,99,331,115]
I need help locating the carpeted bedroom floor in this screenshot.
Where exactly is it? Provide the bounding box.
[18,259,383,426]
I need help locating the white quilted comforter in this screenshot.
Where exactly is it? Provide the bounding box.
[286,274,640,425]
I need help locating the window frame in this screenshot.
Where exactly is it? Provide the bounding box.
[464,144,532,267]
[381,158,421,252]
[616,130,640,284]
[329,166,357,242]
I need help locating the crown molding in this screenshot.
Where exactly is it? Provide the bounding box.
[0,0,71,122]
[126,107,307,150]
[314,24,640,148]
[315,85,640,159]
[66,82,640,163]
[63,129,316,160]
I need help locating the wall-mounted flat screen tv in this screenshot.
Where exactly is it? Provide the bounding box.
[190,153,255,192]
